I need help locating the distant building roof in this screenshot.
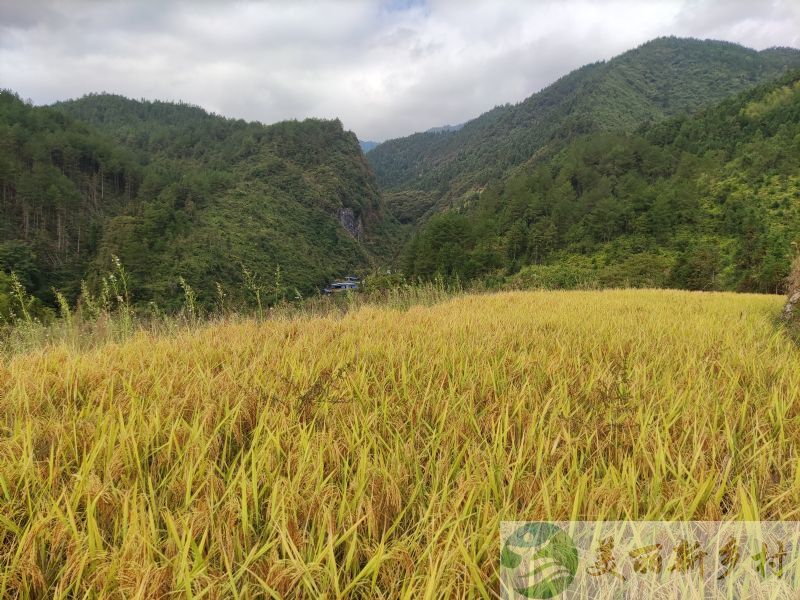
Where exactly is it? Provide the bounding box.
[322,278,359,294]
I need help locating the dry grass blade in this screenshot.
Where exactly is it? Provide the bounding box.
[0,289,797,597]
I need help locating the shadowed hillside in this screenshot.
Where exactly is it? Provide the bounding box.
[0,92,399,309]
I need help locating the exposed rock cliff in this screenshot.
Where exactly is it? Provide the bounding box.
[784,257,800,323]
[338,207,364,241]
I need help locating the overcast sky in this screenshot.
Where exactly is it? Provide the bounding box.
[1,0,799,141]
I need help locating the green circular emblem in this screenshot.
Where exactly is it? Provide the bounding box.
[501,523,578,599]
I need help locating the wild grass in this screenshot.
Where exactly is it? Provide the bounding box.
[0,288,798,597]
[0,273,457,358]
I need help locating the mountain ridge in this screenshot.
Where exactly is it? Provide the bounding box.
[368,36,800,224]
[402,68,800,293]
[0,91,399,309]
[3,36,800,314]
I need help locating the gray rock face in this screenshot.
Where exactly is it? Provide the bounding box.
[783,291,800,322]
[338,207,363,241]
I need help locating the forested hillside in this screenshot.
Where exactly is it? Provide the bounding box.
[3,37,799,316]
[0,92,397,311]
[369,37,800,224]
[403,71,800,293]
[0,92,139,309]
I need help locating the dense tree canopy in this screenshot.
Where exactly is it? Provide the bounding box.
[3,37,800,317]
[0,92,398,313]
[369,37,800,224]
[403,72,800,293]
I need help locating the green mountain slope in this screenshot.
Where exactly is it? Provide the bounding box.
[403,70,800,293]
[0,92,398,310]
[369,37,800,224]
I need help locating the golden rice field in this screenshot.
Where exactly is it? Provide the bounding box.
[1,289,798,598]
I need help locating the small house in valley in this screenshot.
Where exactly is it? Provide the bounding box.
[323,275,360,294]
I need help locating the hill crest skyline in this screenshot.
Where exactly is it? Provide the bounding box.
[9,36,799,145]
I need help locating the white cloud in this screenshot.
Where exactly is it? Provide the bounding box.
[0,0,797,140]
